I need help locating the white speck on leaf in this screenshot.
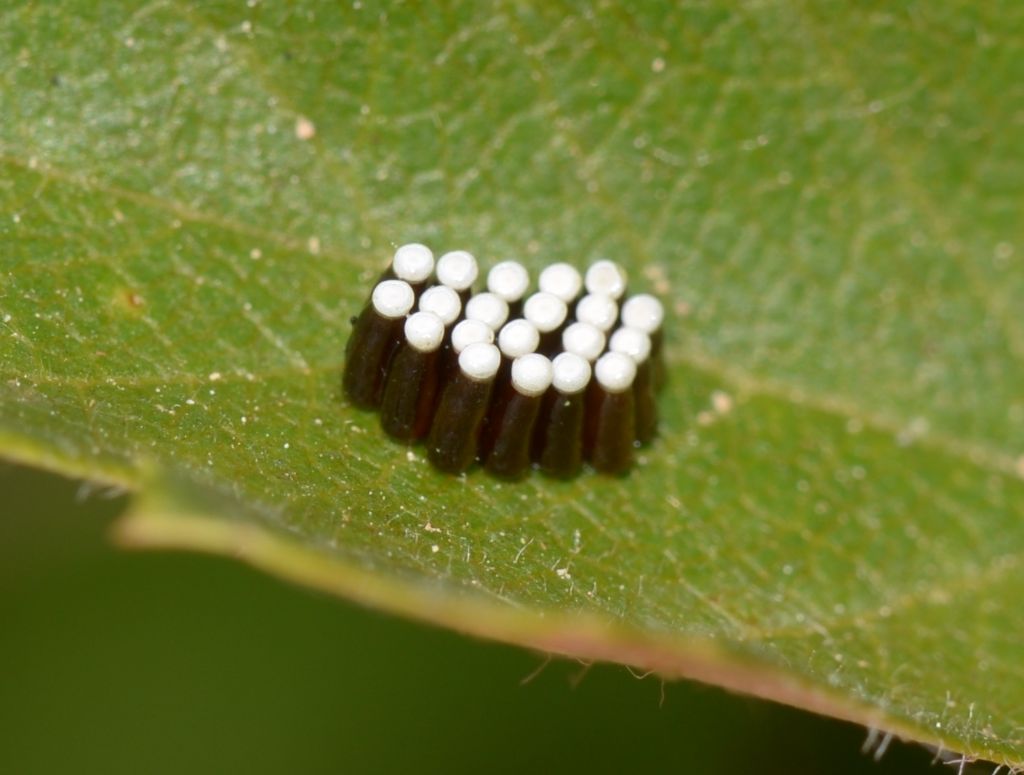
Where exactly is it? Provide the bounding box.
[295,116,316,140]
[711,390,733,415]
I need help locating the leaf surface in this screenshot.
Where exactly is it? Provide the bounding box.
[2,1,1023,764]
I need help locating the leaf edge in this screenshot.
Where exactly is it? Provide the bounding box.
[0,433,1015,769]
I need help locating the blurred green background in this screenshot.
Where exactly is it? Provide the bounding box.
[2,461,988,774]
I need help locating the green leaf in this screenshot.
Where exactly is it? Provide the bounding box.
[2,1,1022,765]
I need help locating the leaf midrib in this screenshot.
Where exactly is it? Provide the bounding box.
[3,144,1020,481]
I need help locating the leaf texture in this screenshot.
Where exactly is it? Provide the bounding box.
[1,1,1022,764]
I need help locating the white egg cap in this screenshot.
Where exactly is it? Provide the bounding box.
[609,326,651,363]
[436,250,479,291]
[487,260,530,302]
[497,319,540,358]
[465,292,509,331]
[523,292,567,333]
[459,342,501,381]
[404,311,445,353]
[511,353,553,397]
[451,319,494,354]
[372,280,415,319]
[595,351,637,393]
[538,262,582,303]
[551,352,591,394]
[584,259,627,299]
[621,293,664,333]
[392,243,435,283]
[418,285,461,325]
[561,321,606,362]
[575,294,619,332]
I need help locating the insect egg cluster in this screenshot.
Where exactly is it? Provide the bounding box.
[342,243,665,478]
